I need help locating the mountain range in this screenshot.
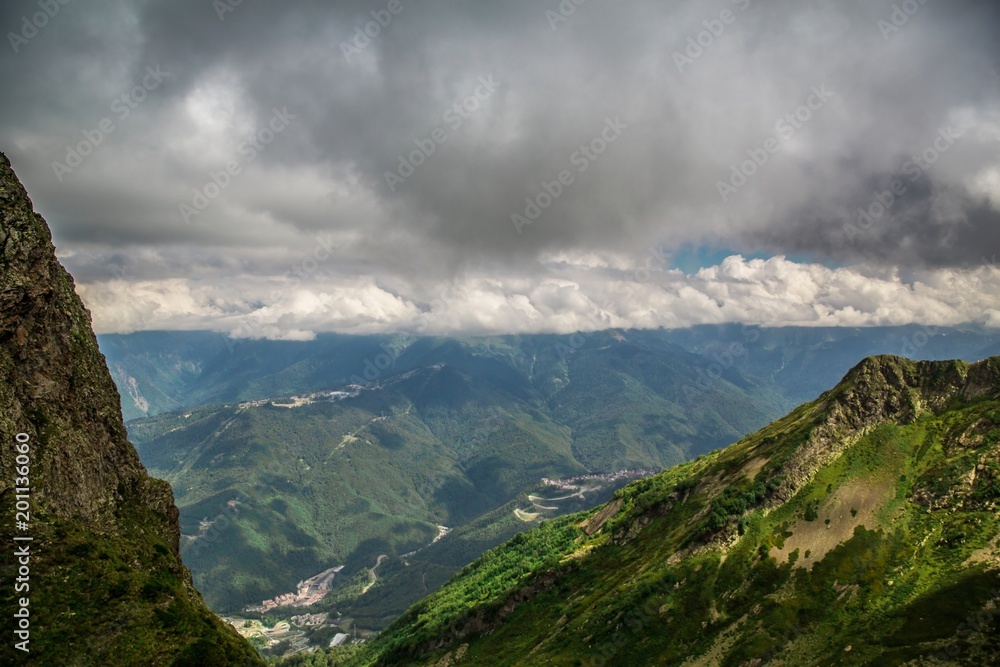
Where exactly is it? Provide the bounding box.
[99,326,1000,656]
[99,326,1000,424]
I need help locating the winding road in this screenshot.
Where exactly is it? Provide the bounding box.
[361,554,388,594]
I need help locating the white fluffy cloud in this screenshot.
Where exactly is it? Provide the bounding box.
[76,256,1000,339]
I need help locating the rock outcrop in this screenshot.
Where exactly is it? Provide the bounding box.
[0,152,262,665]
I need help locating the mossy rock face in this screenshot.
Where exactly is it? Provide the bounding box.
[0,153,262,665]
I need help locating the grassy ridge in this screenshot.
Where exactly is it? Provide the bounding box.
[293,357,1000,666]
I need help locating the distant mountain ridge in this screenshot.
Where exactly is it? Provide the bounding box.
[99,326,1000,422]
[318,355,1000,666]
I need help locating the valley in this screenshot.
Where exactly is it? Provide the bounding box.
[106,328,1000,659]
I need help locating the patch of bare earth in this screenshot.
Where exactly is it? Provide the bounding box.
[432,643,468,667]
[514,508,539,522]
[774,480,892,567]
[741,456,769,481]
[964,531,1000,569]
[580,498,623,536]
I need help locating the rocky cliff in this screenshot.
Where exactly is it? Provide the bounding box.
[0,152,262,665]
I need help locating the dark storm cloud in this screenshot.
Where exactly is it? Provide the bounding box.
[759,176,1000,270]
[0,0,998,334]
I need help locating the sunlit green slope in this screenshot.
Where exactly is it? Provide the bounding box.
[309,356,1000,667]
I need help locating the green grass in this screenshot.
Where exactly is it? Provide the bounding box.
[0,499,263,666]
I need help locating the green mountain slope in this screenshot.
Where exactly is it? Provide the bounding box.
[314,355,1000,667]
[0,154,261,665]
[125,332,787,620]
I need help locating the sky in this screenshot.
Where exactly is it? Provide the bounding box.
[1,0,999,339]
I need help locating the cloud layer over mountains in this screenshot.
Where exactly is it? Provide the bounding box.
[1,0,998,336]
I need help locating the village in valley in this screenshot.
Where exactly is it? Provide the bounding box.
[224,565,362,658]
[244,566,345,613]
